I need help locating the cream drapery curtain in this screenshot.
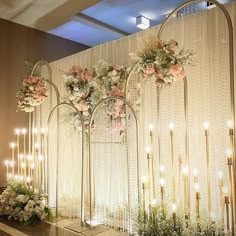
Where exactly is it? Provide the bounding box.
[45,1,236,222]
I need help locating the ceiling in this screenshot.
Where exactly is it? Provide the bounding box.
[0,0,234,47]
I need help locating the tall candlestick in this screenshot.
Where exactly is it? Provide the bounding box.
[22,162,26,180]
[15,129,20,175]
[149,124,156,199]
[194,183,200,219]
[217,171,224,224]
[10,142,16,175]
[169,123,176,203]
[172,203,177,231]
[223,187,230,234]
[4,160,9,178]
[204,122,211,213]
[160,178,165,213]
[178,155,183,205]
[21,129,27,174]
[142,176,148,218]
[19,154,24,176]
[226,149,234,235]
[183,166,188,215]
[146,146,152,205]
[227,120,236,225]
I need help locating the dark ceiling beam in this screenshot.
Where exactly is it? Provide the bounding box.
[75,12,130,36]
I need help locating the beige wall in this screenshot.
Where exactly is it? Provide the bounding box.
[0,18,89,185]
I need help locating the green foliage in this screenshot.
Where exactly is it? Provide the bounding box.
[133,203,225,236]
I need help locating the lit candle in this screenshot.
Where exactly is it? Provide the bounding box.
[19,154,24,176]
[146,146,152,203]
[217,171,224,223]
[226,149,235,235]
[172,203,177,231]
[182,165,188,215]
[160,177,165,212]
[10,142,16,175]
[223,187,230,233]
[15,129,20,174]
[204,121,211,213]
[27,155,33,177]
[21,128,27,164]
[26,176,31,184]
[194,183,200,219]
[160,165,165,178]
[22,162,26,180]
[193,168,198,183]
[4,160,9,178]
[149,124,156,199]
[142,176,148,215]
[169,122,175,203]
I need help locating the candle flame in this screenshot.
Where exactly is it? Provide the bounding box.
[33,128,38,134]
[226,148,232,158]
[22,162,26,168]
[141,176,148,183]
[152,199,157,206]
[223,186,228,196]
[146,146,151,154]
[21,128,27,134]
[4,160,9,166]
[182,166,188,176]
[160,165,165,172]
[26,176,31,183]
[149,124,154,131]
[19,154,24,160]
[41,128,46,134]
[227,120,233,129]
[10,142,16,149]
[169,122,174,131]
[15,129,20,135]
[217,171,223,179]
[30,163,35,169]
[204,121,209,129]
[194,183,200,192]
[193,168,198,177]
[172,203,177,212]
[160,178,165,186]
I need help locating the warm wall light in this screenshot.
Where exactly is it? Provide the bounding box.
[136,15,150,29]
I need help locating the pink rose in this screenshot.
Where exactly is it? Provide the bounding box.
[142,63,156,78]
[169,64,182,76]
[176,70,186,80]
[110,87,124,97]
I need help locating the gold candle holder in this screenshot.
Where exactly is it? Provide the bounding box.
[146,146,152,205]
[227,120,236,227]
[204,122,211,213]
[182,166,189,215]
[10,142,16,175]
[169,123,176,203]
[194,183,200,219]
[224,193,230,233]
[172,203,177,231]
[142,176,148,217]
[217,171,224,224]
[4,160,9,179]
[160,178,165,213]
[149,124,156,199]
[226,149,235,235]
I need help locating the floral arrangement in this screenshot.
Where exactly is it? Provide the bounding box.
[63,65,94,127]
[0,181,52,224]
[64,60,129,134]
[16,62,48,112]
[16,76,48,112]
[130,34,194,88]
[134,203,225,236]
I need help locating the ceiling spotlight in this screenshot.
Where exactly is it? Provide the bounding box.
[136,15,150,30]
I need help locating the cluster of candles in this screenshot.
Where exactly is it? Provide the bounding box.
[141,121,235,234]
[4,127,47,192]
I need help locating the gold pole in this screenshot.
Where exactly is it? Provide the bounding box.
[147,148,152,206]
[225,195,230,233]
[204,123,211,213]
[218,172,224,224]
[196,192,200,219]
[227,151,234,235]
[183,166,188,216]
[228,123,236,224]
[149,126,156,199]
[170,123,176,203]
[160,178,165,214]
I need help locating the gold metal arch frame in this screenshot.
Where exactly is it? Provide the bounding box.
[157,0,235,232]
[125,0,235,232]
[47,102,85,224]
[88,96,140,231]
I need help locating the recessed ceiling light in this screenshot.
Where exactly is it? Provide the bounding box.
[136,15,150,29]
